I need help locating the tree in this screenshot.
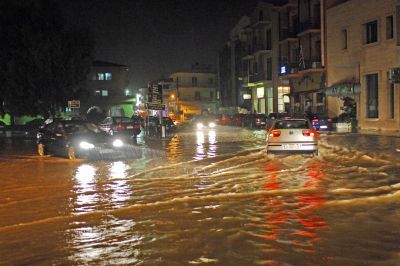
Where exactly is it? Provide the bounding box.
[0,0,94,121]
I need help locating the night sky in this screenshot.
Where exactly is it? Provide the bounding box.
[63,0,262,89]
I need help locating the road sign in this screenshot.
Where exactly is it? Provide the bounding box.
[68,100,80,108]
[145,103,165,110]
[147,83,163,110]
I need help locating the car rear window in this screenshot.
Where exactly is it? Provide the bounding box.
[114,117,132,123]
[274,120,310,129]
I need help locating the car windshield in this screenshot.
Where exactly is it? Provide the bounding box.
[274,120,310,129]
[64,122,101,134]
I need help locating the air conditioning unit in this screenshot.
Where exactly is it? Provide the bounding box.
[389,68,400,83]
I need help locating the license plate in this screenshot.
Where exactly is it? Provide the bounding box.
[100,149,114,154]
[320,125,328,129]
[283,144,299,150]
[126,126,133,129]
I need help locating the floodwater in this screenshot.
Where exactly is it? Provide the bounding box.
[0,126,400,265]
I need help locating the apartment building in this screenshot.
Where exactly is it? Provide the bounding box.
[326,0,400,132]
[163,64,217,119]
[85,60,133,117]
[218,2,280,115]
[277,0,325,116]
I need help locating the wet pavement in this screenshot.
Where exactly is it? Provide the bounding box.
[0,126,400,265]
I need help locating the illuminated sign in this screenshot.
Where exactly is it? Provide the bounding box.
[280,66,286,74]
[243,94,251,100]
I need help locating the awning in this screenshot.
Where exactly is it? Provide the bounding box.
[325,83,361,97]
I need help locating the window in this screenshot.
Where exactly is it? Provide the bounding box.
[194,91,200,100]
[364,20,378,44]
[210,91,214,100]
[342,29,348,49]
[266,58,272,80]
[192,77,197,87]
[386,16,393,39]
[97,73,105,80]
[105,73,112,80]
[266,29,272,50]
[209,78,214,85]
[366,74,379,118]
[253,62,258,74]
[388,77,395,118]
[95,90,101,96]
[101,89,109,97]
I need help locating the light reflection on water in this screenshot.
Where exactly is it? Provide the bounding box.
[73,164,98,213]
[194,130,217,160]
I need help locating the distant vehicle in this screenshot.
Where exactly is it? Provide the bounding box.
[266,119,319,156]
[217,114,232,126]
[308,114,333,131]
[99,116,141,137]
[193,115,217,130]
[243,114,267,129]
[230,113,248,127]
[163,117,177,132]
[266,112,291,129]
[37,120,129,159]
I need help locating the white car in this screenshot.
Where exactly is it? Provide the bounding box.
[266,119,319,156]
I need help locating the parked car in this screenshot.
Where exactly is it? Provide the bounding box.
[243,114,268,129]
[0,121,5,134]
[217,114,232,126]
[99,116,141,137]
[266,118,319,156]
[230,113,248,127]
[37,120,129,159]
[163,117,177,132]
[308,114,334,131]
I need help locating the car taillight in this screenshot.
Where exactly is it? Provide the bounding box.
[312,119,319,123]
[269,130,281,137]
[327,118,333,123]
[302,129,317,137]
[133,124,140,129]
[117,123,125,130]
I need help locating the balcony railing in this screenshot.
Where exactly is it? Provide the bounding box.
[302,57,322,70]
[299,20,321,33]
[279,29,299,41]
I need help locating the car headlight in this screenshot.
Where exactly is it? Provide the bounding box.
[196,123,204,129]
[79,141,95,150]
[113,139,124,147]
[208,122,216,128]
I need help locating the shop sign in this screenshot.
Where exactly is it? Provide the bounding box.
[325,83,361,97]
[257,87,265,98]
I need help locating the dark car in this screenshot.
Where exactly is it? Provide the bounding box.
[37,120,130,159]
[163,117,177,132]
[230,113,249,127]
[192,115,218,130]
[99,116,141,137]
[243,114,267,129]
[308,114,333,131]
[266,112,291,129]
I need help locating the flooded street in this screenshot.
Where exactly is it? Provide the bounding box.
[1,126,400,265]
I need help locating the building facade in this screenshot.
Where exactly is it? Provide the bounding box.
[85,60,135,117]
[277,0,325,116]
[326,0,400,132]
[218,2,282,115]
[162,65,217,120]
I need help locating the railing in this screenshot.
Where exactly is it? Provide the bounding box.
[299,20,321,33]
[279,29,299,41]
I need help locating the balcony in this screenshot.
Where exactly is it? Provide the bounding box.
[279,29,298,42]
[298,20,321,36]
[275,0,297,10]
[299,57,323,73]
[279,63,302,78]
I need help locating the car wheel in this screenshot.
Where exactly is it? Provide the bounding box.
[38,143,46,156]
[67,147,76,160]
